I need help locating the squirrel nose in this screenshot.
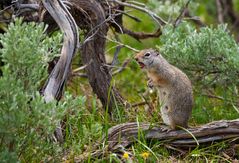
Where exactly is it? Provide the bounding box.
[134,57,138,62]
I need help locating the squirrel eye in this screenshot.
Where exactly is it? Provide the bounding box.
[144,52,151,57]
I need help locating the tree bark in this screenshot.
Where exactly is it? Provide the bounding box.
[39,0,125,112]
[107,119,239,150]
[40,0,79,142]
[74,119,239,161]
[65,0,125,112]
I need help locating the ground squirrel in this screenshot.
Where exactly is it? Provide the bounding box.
[134,49,193,130]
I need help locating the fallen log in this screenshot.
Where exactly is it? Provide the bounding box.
[107,119,239,150]
[74,119,239,162]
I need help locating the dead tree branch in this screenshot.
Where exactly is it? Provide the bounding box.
[107,119,239,150]
[121,27,162,41]
[41,0,79,101]
[112,0,167,26]
[174,0,191,27]
[108,0,164,41]
[112,58,131,75]
[41,0,79,142]
[106,37,139,52]
[70,0,125,112]
[216,0,224,23]
[74,119,239,161]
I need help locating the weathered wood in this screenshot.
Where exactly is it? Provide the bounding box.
[65,0,125,112]
[39,0,125,112]
[41,0,79,142]
[39,0,166,112]
[9,0,167,113]
[73,119,239,162]
[41,0,79,102]
[107,119,239,150]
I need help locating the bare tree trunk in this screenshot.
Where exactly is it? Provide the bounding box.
[70,0,125,113]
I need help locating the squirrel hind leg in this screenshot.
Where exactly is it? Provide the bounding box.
[167,114,188,130]
[160,124,175,132]
[168,109,189,129]
[163,121,187,132]
[171,118,188,130]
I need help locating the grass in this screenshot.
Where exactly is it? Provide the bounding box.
[61,58,239,162]
[1,6,239,162]
[61,38,239,161]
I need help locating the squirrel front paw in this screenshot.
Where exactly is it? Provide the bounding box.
[147,79,154,89]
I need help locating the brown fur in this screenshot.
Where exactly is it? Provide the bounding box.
[135,49,193,129]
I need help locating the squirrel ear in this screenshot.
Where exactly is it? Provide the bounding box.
[155,51,160,56]
[153,49,160,56]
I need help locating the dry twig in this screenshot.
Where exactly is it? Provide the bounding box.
[112,0,167,26]
[106,37,139,52]
[174,0,191,27]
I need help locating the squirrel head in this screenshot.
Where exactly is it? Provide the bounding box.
[134,48,162,69]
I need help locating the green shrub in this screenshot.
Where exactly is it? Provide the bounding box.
[0,19,84,162]
[159,22,239,87]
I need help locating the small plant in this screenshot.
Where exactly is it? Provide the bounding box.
[0,18,84,162]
